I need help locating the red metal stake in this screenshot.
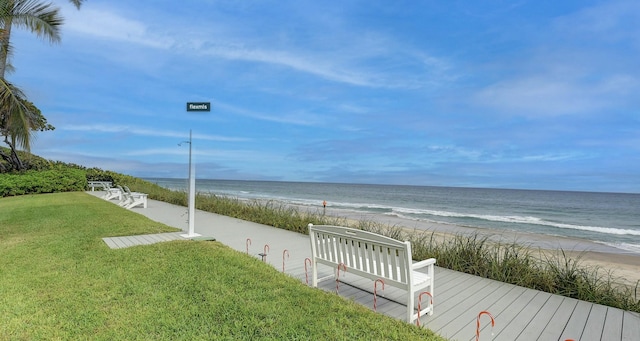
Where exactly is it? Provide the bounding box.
[374,279,385,311]
[476,311,495,341]
[336,263,347,294]
[259,244,270,262]
[416,292,433,326]
[282,249,289,272]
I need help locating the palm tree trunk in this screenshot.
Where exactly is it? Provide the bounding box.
[2,135,24,170]
[0,15,14,80]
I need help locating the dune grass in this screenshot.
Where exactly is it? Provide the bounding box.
[0,193,442,340]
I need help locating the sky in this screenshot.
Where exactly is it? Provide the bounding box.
[8,0,640,193]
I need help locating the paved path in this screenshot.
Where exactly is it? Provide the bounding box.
[91,192,640,341]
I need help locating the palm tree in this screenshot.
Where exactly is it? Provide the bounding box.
[0,77,30,170]
[0,0,84,170]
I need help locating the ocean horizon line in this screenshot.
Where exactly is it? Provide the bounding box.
[144,177,640,196]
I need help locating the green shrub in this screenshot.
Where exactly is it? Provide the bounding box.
[0,168,86,197]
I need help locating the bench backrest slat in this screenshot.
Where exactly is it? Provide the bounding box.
[309,224,413,288]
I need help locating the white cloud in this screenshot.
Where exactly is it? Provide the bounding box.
[61,124,249,142]
[553,0,640,46]
[209,99,323,126]
[473,73,639,117]
[62,4,173,49]
[61,3,453,90]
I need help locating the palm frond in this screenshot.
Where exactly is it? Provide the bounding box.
[8,0,64,43]
[68,0,85,10]
[0,77,32,150]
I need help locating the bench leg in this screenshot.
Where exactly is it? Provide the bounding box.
[312,259,318,287]
[407,292,415,323]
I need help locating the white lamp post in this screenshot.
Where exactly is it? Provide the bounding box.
[181,129,200,238]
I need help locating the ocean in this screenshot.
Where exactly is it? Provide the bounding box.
[145,178,640,255]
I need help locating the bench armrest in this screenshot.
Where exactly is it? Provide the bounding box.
[412,258,436,270]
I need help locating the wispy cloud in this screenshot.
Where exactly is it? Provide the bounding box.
[61,124,249,142]
[209,99,323,127]
[553,0,640,46]
[470,1,640,119]
[61,3,454,90]
[62,4,173,49]
[473,74,640,117]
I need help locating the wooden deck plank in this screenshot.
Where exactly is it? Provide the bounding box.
[102,232,186,249]
[477,288,541,340]
[622,311,640,341]
[444,285,530,341]
[581,304,609,341]
[102,238,119,249]
[602,307,624,341]
[559,300,593,340]
[136,234,157,244]
[432,267,459,285]
[123,236,141,247]
[435,272,486,298]
[147,233,171,242]
[427,277,494,326]
[504,293,563,340]
[428,280,511,337]
[536,297,579,341]
[110,237,129,248]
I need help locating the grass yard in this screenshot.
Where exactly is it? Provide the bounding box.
[0,193,443,340]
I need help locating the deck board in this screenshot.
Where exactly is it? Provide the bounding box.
[537,297,578,340]
[582,304,609,341]
[102,232,185,249]
[559,300,593,340]
[622,311,640,341]
[430,280,511,338]
[602,309,624,340]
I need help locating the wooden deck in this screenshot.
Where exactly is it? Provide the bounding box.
[96,193,640,341]
[102,232,185,249]
[291,263,640,340]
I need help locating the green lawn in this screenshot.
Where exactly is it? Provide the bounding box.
[0,193,443,340]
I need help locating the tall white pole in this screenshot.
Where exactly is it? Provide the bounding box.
[183,129,200,238]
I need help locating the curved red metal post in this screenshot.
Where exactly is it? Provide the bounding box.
[258,244,270,262]
[416,291,433,326]
[336,263,347,294]
[476,310,495,341]
[304,258,312,285]
[246,238,251,254]
[282,249,290,272]
[374,279,385,311]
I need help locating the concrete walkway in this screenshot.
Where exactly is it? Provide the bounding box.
[91,192,640,341]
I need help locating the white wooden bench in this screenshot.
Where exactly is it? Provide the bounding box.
[308,224,436,323]
[88,181,112,191]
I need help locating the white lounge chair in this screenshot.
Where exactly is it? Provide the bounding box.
[120,186,148,209]
[102,183,122,201]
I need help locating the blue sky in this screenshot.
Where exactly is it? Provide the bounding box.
[9,0,640,193]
